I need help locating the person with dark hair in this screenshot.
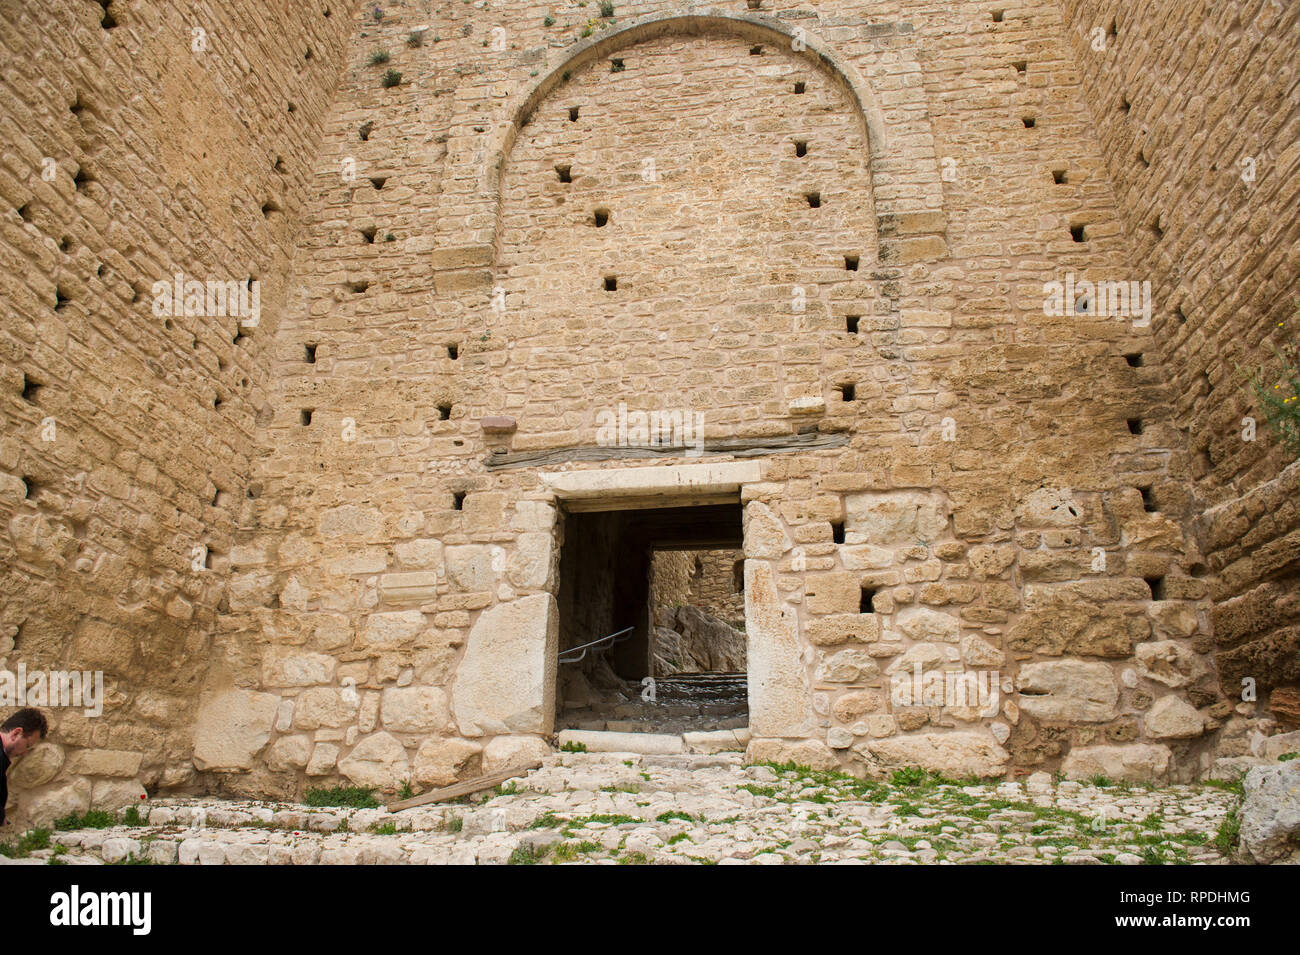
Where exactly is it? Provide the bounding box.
[0,708,48,827]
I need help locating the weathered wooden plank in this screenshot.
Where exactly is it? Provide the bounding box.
[484,431,850,469]
[385,759,545,812]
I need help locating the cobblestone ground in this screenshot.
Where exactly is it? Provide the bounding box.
[2,754,1242,865]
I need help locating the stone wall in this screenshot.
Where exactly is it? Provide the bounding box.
[209,0,1230,793]
[0,0,359,824]
[1053,0,1300,737]
[652,549,745,629]
[7,0,1293,810]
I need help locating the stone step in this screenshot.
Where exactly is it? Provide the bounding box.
[557,727,749,755]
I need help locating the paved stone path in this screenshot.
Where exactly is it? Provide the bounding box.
[2,753,1240,865]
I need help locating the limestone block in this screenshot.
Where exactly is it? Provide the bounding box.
[452,593,557,736]
[827,727,854,749]
[507,532,553,589]
[841,544,894,569]
[833,690,883,722]
[266,735,313,772]
[1007,590,1149,657]
[381,686,452,733]
[968,545,1016,578]
[9,742,63,788]
[306,743,339,776]
[261,648,336,687]
[843,491,948,546]
[557,730,682,754]
[805,572,861,614]
[12,778,90,828]
[682,728,750,754]
[884,643,954,675]
[745,738,838,771]
[1017,660,1118,722]
[856,732,1009,778]
[1014,488,1084,526]
[319,505,382,538]
[815,648,880,683]
[806,613,880,646]
[360,610,426,647]
[90,778,147,811]
[311,613,353,650]
[745,561,812,737]
[1238,762,1300,863]
[193,689,279,771]
[892,606,960,642]
[66,749,142,778]
[379,572,441,605]
[1144,696,1205,738]
[482,735,552,773]
[292,687,360,730]
[960,634,1004,666]
[744,501,791,559]
[511,501,557,533]
[395,539,444,569]
[445,545,499,591]
[1135,640,1203,688]
[1061,743,1172,783]
[412,738,483,787]
[339,732,409,790]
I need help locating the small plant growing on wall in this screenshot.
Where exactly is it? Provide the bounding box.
[600,1,615,16]
[382,68,403,88]
[1238,304,1300,460]
[368,49,390,65]
[543,14,555,27]
[407,29,424,47]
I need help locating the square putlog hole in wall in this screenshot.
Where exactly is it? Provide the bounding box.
[1145,576,1166,600]
[846,315,861,334]
[1052,169,1068,184]
[1069,223,1087,242]
[604,276,618,291]
[860,587,877,613]
[793,80,806,94]
[805,191,821,208]
[437,403,452,420]
[844,255,859,271]
[1127,417,1144,435]
[555,164,572,183]
[300,408,314,426]
[593,208,610,227]
[452,491,466,510]
[1022,116,1036,128]
[1139,486,1157,512]
[837,383,856,402]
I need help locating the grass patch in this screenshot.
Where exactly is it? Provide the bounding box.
[368,49,391,65]
[370,822,398,835]
[54,810,115,830]
[656,810,693,823]
[560,740,588,753]
[508,843,549,865]
[303,786,379,808]
[382,69,403,88]
[0,827,51,859]
[1214,809,1241,855]
[121,806,146,827]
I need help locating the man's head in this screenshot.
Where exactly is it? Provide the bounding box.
[1,708,48,759]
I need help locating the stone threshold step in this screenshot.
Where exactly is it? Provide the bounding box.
[557,727,750,756]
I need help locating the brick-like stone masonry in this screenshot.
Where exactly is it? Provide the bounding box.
[1,0,1295,825]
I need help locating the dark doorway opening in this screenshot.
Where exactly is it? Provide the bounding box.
[555,502,748,734]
